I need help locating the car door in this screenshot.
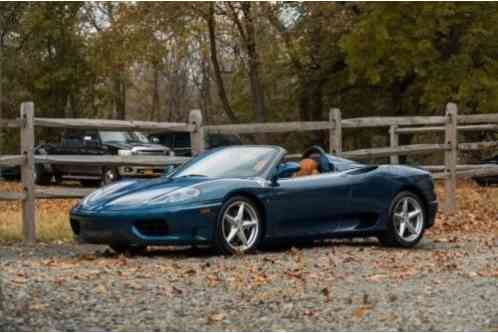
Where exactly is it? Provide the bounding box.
[267,172,353,238]
[60,130,104,176]
[347,167,392,227]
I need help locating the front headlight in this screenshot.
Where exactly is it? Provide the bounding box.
[147,187,200,205]
[118,149,133,156]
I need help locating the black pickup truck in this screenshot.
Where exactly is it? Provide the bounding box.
[149,131,241,157]
[34,130,173,186]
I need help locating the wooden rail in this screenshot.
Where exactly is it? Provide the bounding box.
[342,144,449,160]
[0,118,22,128]
[0,155,25,167]
[205,121,332,134]
[34,118,195,132]
[396,124,498,134]
[0,191,26,200]
[35,155,188,167]
[458,141,498,151]
[419,164,497,172]
[35,187,95,199]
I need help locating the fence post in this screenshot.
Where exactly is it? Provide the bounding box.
[329,108,342,156]
[20,102,35,243]
[389,125,399,164]
[189,109,205,155]
[444,103,458,214]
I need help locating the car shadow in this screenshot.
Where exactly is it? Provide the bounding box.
[89,237,444,260]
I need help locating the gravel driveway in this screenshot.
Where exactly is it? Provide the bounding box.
[1,232,497,331]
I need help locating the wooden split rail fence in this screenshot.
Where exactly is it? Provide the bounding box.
[0,102,497,242]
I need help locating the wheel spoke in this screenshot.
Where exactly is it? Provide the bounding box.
[394,212,403,220]
[405,221,417,234]
[236,203,245,221]
[408,209,421,220]
[242,220,257,229]
[226,227,238,243]
[399,221,406,237]
[225,215,237,226]
[402,199,409,215]
[237,228,248,245]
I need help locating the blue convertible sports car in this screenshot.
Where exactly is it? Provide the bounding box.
[70,145,438,254]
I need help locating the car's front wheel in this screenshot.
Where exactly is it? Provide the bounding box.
[378,191,425,248]
[215,196,263,254]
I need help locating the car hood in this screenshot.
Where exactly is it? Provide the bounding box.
[80,176,210,210]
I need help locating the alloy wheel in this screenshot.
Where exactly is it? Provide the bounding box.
[392,196,424,242]
[221,200,260,253]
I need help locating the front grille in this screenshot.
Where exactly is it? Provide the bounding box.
[133,219,168,237]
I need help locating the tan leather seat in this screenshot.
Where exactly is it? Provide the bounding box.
[295,158,319,177]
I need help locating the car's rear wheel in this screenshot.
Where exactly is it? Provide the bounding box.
[110,244,147,255]
[215,196,263,254]
[378,191,425,248]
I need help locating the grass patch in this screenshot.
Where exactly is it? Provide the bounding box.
[0,210,72,242]
[0,181,78,243]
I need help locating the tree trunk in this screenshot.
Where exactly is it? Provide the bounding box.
[241,3,266,122]
[152,64,160,121]
[207,4,238,123]
[200,54,211,124]
[113,74,126,120]
[0,37,3,153]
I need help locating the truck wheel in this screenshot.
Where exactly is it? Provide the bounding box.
[102,167,119,185]
[34,165,52,186]
[81,179,101,188]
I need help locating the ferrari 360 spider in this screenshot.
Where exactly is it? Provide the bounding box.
[70,145,438,254]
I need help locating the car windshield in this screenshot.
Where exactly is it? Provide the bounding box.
[100,131,150,144]
[173,146,279,179]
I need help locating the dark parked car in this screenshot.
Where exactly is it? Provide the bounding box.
[150,132,242,156]
[0,166,20,181]
[70,145,438,254]
[473,154,498,186]
[35,130,173,186]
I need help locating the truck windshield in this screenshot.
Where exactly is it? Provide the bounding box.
[99,131,150,144]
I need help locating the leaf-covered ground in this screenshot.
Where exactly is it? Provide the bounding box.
[0,180,497,331]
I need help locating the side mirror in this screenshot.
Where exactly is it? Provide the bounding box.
[271,162,300,185]
[150,136,160,144]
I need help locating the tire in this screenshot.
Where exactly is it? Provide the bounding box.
[214,196,263,255]
[80,179,101,188]
[53,173,63,185]
[102,167,119,186]
[34,165,52,186]
[378,191,426,248]
[110,244,147,255]
[474,177,489,187]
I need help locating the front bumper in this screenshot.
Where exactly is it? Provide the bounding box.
[118,166,166,177]
[70,203,221,246]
